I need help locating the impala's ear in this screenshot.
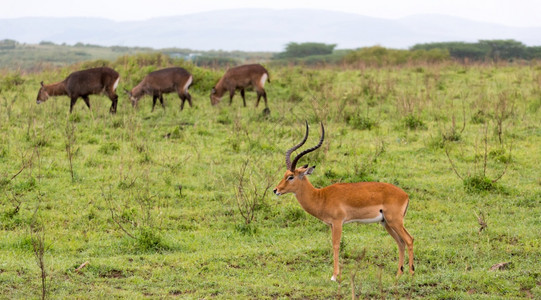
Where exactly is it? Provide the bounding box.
[299,166,315,178]
[302,164,308,168]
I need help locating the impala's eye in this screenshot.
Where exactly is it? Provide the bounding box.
[287,176,294,181]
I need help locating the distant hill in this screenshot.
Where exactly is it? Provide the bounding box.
[1,9,540,51]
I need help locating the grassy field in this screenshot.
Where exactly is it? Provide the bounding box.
[0,61,540,299]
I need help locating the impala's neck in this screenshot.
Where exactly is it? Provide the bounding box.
[45,81,67,97]
[294,179,323,218]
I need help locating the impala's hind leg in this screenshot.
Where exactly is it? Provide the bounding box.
[384,222,406,276]
[402,226,415,274]
[387,222,414,275]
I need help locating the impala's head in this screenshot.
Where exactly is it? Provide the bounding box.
[36,81,49,104]
[210,87,221,106]
[274,164,316,195]
[274,121,325,196]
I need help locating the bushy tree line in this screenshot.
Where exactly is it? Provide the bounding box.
[343,46,449,66]
[274,42,337,59]
[0,39,17,49]
[411,39,541,61]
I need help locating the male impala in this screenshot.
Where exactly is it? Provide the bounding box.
[273,122,414,281]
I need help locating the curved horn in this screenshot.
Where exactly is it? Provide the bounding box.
[285,121,309,170]
[290,122,325,171]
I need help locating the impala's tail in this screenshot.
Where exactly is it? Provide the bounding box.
[403,197,410,217]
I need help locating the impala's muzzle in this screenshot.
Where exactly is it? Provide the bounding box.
[273,188,281,196]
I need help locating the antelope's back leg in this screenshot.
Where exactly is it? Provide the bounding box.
[384,222,406,276]
[159,94,165,109]
[151,95,158,112]
[106,88,118,114]
[82,95,91,109]
[255,89,268,108]
[386,221,414,275]
[228,89,235,105]
[240,89,246,107]
[70,97,78,113]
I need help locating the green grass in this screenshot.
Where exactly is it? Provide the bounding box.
[0,61,540,298]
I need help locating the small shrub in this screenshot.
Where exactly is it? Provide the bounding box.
[136,227,166,251]
[463,175,497,193]
[403,115,426,130]
[347,114,376,130]
[489,148,512,163]
[471,110,487,124]
[98,142,120,154]
[442,128,461,142]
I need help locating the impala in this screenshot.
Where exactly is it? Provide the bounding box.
[273,122,414,281]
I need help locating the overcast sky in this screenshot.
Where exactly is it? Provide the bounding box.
[3,0,541,27]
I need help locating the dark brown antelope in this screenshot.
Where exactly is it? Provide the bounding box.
[273,122,414,281]
[210,64,270,108]
[36,67,120,113]
[126,67,193,111]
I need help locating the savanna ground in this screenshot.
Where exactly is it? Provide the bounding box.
[0,60,540,299]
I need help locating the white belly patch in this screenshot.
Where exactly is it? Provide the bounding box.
[344,212,384,224]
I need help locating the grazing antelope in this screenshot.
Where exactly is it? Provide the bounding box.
[126,67,193,112]
[210,64,270,109]
[36,67,120,113]
[273,122,414,281]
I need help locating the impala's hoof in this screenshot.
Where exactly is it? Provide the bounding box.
[331,275,337,281]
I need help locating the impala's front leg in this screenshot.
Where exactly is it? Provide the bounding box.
[331,221,343,281]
